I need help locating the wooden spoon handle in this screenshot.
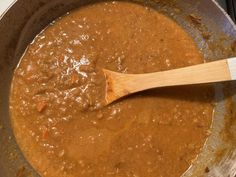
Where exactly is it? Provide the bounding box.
[126,57,236,92]
[104,57,236,104]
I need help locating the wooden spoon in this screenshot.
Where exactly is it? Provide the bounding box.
[103,57,236,105]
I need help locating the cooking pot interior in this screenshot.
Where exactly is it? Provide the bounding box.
[0,0,236,177]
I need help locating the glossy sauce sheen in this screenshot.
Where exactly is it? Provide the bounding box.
[10,2,214,177]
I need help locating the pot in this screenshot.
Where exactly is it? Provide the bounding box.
[0,0,236,177]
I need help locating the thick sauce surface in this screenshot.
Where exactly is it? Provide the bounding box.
[10,2,214,177]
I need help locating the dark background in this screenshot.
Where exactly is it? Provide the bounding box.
[217,0,236,22]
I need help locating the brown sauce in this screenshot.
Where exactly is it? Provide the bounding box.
[10,2,214,177]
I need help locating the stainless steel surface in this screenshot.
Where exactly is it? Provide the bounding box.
[0,0,16,16]
[0,0,235,177]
